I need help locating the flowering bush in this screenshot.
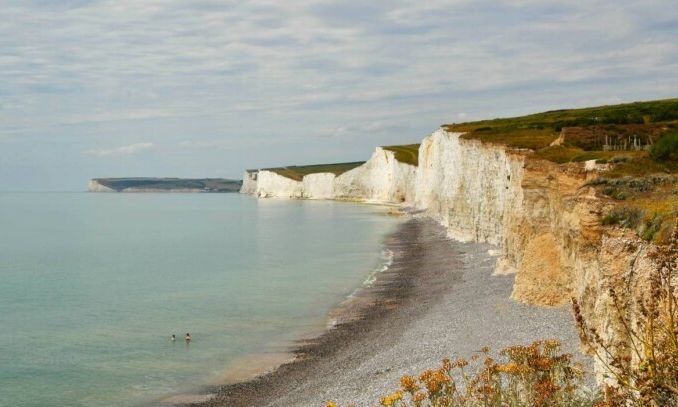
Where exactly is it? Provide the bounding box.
[326,340,594,407]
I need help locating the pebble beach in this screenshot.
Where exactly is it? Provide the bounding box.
[194,218,590,407]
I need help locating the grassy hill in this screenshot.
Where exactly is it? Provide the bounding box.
[445,98,678,147]
[445,98,678,171]
[93,178,242,192]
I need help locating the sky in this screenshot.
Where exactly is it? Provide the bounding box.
[0,0,676,190]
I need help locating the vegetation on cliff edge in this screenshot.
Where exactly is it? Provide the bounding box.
[444,98,678,153]
[326,340,595,407]
[264,162,365,181]
[382,144,421,166]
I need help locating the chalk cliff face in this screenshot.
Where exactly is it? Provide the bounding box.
[255,170,304,198]
[242,128,659,381]
[415,130,524,245]
[411,131,657,382]
[333,147,416,202]
[88,180,116,192]
[303,173,336,199]
[241,172,258,195]
[244,147,417,202]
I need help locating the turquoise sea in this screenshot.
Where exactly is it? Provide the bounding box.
[0,192,400,407]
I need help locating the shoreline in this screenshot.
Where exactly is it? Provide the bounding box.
[182,218,590,407]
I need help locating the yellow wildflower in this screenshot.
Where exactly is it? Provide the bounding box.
[379,390,404,406]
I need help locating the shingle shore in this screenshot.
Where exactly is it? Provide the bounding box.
[190,219,589,407]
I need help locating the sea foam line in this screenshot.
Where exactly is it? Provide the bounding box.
[326,248,395,329]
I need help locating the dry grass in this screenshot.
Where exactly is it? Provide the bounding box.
[459,128,558,150]
[603,156,678,178]
[533,147,642,164]
[592,176,677,243]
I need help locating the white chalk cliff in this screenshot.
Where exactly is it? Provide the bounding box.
[88,179,116,192]
[242,128,660,381]
[244,147,417,202]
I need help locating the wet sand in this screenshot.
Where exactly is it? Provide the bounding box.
[191,219,589,407]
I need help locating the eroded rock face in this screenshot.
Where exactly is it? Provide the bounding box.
[512,233,570,306]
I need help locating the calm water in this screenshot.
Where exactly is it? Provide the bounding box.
[0,192,400,407]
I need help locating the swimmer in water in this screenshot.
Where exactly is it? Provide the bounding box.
[185,333,191,342]
[171,334,176,342]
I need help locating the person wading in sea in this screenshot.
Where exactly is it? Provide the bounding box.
[171,334,176,342]
[185,333,191,343]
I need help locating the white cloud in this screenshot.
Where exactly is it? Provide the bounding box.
[1,0,677,189]
[85,142,154,157]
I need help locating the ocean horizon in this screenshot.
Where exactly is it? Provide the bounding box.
[0,192,400,407]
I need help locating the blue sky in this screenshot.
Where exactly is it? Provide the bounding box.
[1,0,676,190]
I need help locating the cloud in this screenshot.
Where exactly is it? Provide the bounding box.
[0,0,677,189]
[85,142,154,157]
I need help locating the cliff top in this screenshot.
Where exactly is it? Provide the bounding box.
[443,98,677,175]
[445,99,675,159]
[263,162,365,181]
[261,145,421,181]
[382,144,420,166]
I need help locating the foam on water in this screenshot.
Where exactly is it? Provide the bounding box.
[358,249,394,290]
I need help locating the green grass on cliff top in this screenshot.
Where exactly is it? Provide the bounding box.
[444,98,678,151]
[263,144,420,181]
[264,162,365,181]
[382,144,420,166]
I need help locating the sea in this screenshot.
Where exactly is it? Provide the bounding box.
[0,192,401,407]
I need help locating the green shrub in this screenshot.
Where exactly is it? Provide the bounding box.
[639,214,664,241]
[602,187,627,200]
[327,340,595,407]
[650,131,678,162]
[609,156,629,164]
[601,207,643,228]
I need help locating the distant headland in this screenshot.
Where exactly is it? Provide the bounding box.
[88,177,242,193]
